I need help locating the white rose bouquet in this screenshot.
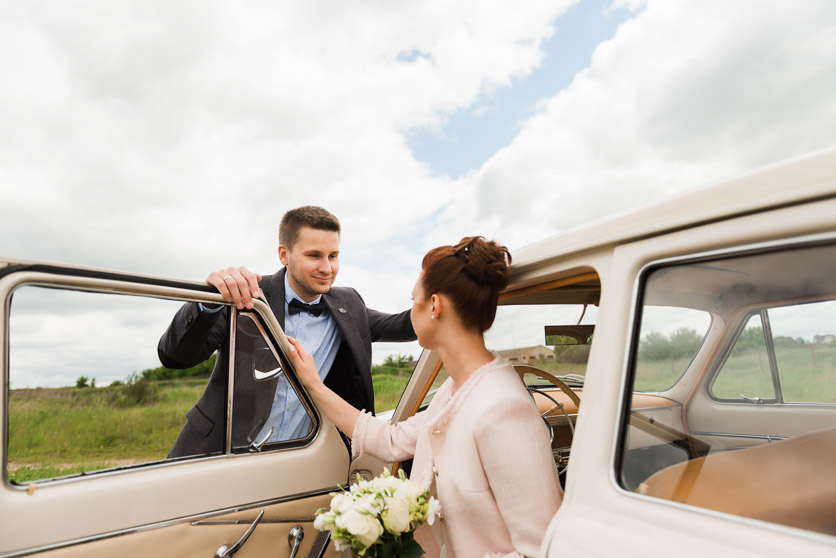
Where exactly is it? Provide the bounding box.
[314,468,441,558]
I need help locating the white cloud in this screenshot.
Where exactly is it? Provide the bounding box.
[442,0,836,251]
[3,0,836,372]
[0,0,575,284]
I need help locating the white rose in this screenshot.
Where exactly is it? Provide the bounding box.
[351,478,372,494]
[330,493,354,514]
[356,516,384,548]
[337,509,383,549]
[372,474,402,493]
[382,497,411,534]
[354,493,381,515]
[395,481,424,502]
[313,510,336,532]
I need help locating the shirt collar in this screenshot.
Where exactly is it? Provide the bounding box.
[284,271,323,306]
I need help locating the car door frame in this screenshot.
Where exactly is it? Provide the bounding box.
[0,263,350,557]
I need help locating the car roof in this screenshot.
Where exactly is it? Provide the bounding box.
[511,147,836,275]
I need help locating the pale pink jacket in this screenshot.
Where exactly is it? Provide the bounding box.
[352,355,562,558]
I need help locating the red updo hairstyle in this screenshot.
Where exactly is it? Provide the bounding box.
[421,236,512,333]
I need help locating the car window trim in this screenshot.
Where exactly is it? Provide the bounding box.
[612,231,836,498]
[1,271,321,488]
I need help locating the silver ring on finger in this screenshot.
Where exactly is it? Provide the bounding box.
[222,275,233,281]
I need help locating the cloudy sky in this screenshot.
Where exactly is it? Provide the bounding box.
[3,0,836,378]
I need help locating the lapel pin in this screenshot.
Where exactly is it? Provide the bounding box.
[338,308,347,313]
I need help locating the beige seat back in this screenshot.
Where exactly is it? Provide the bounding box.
[637,427,836,536]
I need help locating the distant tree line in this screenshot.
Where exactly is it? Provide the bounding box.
[140,353,414,381]
[639,326,835,362]
[138,354,217,381]
[372,353,414,376]
[75,376,96,388]
[729,326,833,356]
[77,350,414,392]
[639,328,704,361]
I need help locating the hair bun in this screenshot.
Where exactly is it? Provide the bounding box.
[454,236,512,292]
[420,235,512,332]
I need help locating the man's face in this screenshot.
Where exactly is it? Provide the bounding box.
[278,226,340,302]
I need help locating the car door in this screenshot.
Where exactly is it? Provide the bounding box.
[541,175,836,556]
[0,263,349,558]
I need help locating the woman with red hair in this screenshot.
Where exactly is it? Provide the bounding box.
[289,236,561,557]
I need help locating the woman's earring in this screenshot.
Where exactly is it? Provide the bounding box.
[430,314,435,320]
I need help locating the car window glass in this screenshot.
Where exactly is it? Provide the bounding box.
[418,366,449,409]
[372,354,415,413]
[710,313,776,401]
[635,306,711,392]
[6,285,314,484]
[618,243,836,537]
[770,301,836,404]
[487,303,597,382]
[7,286,194,483]
[231,312,314,450]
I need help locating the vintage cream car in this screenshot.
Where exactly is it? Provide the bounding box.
[1,147,835,557]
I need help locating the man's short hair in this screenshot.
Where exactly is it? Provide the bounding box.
[279,206,341,249]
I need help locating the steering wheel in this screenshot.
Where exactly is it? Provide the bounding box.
[514,365,581,475]
[514,365,581,411]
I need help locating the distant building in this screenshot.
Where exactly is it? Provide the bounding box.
[498,345,555,364]
[813,334,835,344]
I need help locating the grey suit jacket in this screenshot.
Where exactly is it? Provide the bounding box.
[158,268,415,458]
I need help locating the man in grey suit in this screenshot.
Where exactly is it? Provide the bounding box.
[159,206,415,458]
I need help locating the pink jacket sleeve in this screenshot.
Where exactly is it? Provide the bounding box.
[351,410,426,462]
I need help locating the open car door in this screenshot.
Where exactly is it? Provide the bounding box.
[0,262,349,557]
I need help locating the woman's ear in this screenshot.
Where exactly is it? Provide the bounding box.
[431,293,442,319]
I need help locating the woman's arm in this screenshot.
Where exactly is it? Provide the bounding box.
[288,336,421,463]
[286,336,361,437]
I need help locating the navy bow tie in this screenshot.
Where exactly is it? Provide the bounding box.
[287,298,327,317]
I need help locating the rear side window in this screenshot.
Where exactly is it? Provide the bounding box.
[712,300,836,404]
[618,241,836,537]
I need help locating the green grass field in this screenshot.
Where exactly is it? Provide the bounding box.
[11,345,832,484]
[8,373,409,484]
[8,379,206,483]
[710,344,836,402]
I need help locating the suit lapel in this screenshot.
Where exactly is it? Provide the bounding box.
[322,291,354,337]
[263,269,287,328]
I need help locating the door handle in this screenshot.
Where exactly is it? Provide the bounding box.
[249,427,274,452]
[214,510,264,557]
[288,525,304,558]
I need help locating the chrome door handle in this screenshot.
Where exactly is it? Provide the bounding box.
[214,510,264,557]
[288,525,304,558]
[249,427,274,452]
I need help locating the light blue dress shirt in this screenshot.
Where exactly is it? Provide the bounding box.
[256,274,343,442]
